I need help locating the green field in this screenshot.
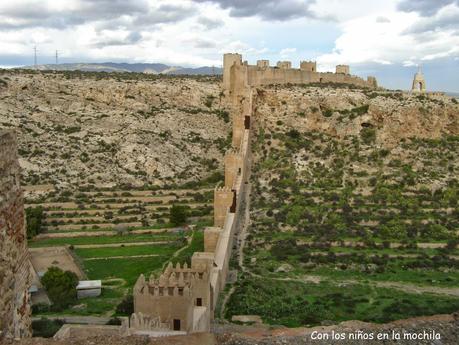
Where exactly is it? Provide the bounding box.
[75,243,182,259]
[28,232,183,247]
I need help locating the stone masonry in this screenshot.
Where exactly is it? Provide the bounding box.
[223,53,378,100]
[0,130,32,339]
[130,54,254,335]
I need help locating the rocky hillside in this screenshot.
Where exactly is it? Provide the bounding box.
[222,84,459,330]
[0,71,231,189]
[256,85,459,147]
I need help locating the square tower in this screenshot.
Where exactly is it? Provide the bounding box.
[300,61,317,72]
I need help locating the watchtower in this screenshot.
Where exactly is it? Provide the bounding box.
[411,67,426,93]
[336,65,350,75]
[300,61,317,72]
[257,60,270,68]
[276,61,292,69]
[223,53,242,91]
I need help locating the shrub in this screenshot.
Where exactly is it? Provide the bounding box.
[169,204,188,226]
[32,318,64,338]
[106,317,122,325]
[323,109,333,117]
[41,267,78,311]
[116,294,134,315]
[25,206,44,238]
[360,128,376,144]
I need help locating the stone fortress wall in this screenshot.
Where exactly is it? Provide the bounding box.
[129,55,255,336]
[0,130,32,339]
[129,52,377,336]
[224,53,378,94]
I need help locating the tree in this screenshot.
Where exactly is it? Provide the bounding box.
[41,267,78,310]
[114,224,129,236]
[169,204,188,226]
[116,294,134,315]
[25,206,44,238]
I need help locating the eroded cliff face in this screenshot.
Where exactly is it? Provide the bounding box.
[0,72,230,188]
[255,86,459,147]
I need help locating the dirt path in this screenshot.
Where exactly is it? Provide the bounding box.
[161,231,194,270]
[35,227,178,239]
[85,254,160,261]
[73,241,171,249]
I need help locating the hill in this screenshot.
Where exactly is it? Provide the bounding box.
[19,62,222,75]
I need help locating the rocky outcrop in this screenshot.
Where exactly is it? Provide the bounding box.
[255,86,459,147]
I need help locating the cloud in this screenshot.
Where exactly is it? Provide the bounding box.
[183,37,217,49]
[317,9,459,70]
[0,0,195,30]
[280,48,297,58]
[397,0,458,16]
[191,0,316,21]
[197,16,224,29]
[403,5,459,34]
[91,31,143,48]
[376,16,391,23]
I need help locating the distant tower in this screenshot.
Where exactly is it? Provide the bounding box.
[411,66,426,93]
[55,50,59,65]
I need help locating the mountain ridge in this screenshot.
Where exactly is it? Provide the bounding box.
[19,62,223,75]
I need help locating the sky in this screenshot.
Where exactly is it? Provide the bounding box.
[0,0,458,92]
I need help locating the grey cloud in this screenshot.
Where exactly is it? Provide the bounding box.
[197,16,224,29]
[376,16,391,23]
[91,31,143,48]
[192,38,217,48]
[397,0,458,16]
[191,0,316,21]
[0,0,195,30]
[404,8,459,34]
[134,4,197,27]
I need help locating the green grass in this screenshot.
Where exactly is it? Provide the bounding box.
[310,266,459,287]
[37,287,125,317]
[28,232,183,247]
[75,243,182,259]
[170,230,205,266]
[84,255,169,286]
[226,275,459,327]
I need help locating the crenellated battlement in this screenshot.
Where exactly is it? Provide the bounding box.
[223,53,378,97]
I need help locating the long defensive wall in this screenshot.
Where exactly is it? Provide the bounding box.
[129,53,376,335]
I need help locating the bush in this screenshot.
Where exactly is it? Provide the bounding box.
[32,318,64,338]
[323,109,333,117]
[31,303,51,314]
[25,206,44,238]
[360,128,376,144]
[169,204,188,226]
[116,294,134,315]
[106,317,122,325]
[41,267,78,311]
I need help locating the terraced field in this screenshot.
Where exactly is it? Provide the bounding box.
[26,187,208,317]
[225,117,459,326]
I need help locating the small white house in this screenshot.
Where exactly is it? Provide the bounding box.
[76,280,102,299]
